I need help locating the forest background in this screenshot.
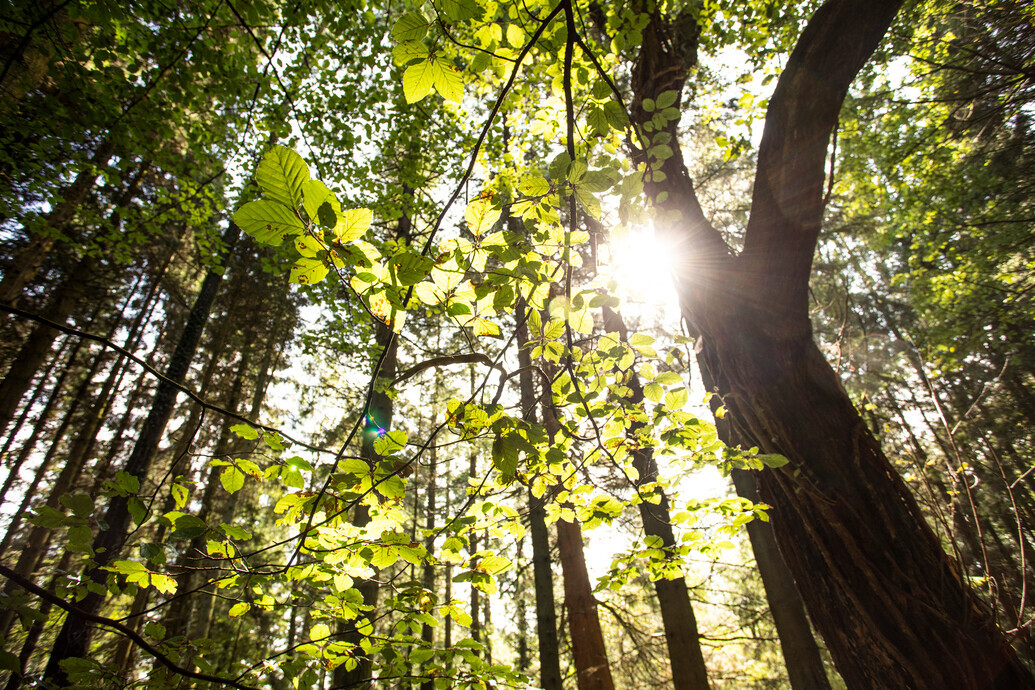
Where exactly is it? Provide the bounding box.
[0,0,1032,688]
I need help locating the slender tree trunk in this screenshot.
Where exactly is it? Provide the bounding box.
[2,548,73,689]
[418,441,437,690]
[515,297,563,690]
[602,307,712,690]
[728,470,832,689]
[0,139,114,307]
[42,225,238,684]
[0,333,80,507]
[334,321,397,689]
[540,386,614,690]
[0,332,69,470]
[0,256,98,439]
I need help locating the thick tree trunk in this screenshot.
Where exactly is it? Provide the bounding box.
[42,225,237,685]
[628,0,1035,686]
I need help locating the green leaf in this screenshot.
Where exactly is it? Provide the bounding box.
[220,466,245,494]
[334,208,373,243]
[290,257,329,285]
[0,650,19,672]
[439,0,480,21]
[393,41,429,67]
[302,180,337,225]
[128,497,148,526]
[220,523,253,541]
[518,176,550,197]
[311,622,331,641]
[656,90,678,109]
[60,493,94,519]
[433,61,463,103]
[233,201,304,247]
[229,602,251,618]
[643,382,663,403]
[115,471,140,494]
[171,484,189,509]
[230,423,260,440]
[171,515,207,541]
[403,60,435,103]
[655,371,682,385]
[664,387,689,410]
[477,554,512,575]
[255,145,310,210]
[144,622,167,640]
[465,197,500,235]
[391,12,429,42]
[150,573,177,594]
[759,454,790,468]
[373,429,407,456]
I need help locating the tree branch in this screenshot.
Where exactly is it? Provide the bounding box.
[0,564,261,690]
[741,0,903,327]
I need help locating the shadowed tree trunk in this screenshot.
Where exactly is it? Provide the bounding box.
[629,0,1035,686]
[515,296,563,690]
[602,306,712,690]
[333,322,397,689]
[42,224,238,685]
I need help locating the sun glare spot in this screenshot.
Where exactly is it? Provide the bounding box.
[605,225,680,310]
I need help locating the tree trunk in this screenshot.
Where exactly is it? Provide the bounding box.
[0,256,98,439]
[418,441,436,690]
[42,225,238,685]
[0,138,114,307]
[728,470,832,690]
[333,320,397,689]
[601,307,712,690]
[515,297,563,690]
[629,0,1035,686]
[541,384,614,690]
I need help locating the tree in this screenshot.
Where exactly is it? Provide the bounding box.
[2,0,1033,687]
[626,0,1033,685]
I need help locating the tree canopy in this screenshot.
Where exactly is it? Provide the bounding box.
[0,0,1033,688]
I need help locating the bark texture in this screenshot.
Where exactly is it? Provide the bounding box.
[631,0,1035,686]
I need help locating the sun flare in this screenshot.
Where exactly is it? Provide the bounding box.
[605,225,680,310]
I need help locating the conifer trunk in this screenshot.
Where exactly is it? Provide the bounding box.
[515,297,563,690]
[42,225,238,685]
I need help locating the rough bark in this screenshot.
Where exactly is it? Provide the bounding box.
[540,387,614,690]
[631,0,1035,686]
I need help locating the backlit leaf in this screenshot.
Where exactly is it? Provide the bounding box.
[233,201,304,246]
[403,60,435,103]
[255,145,310,210]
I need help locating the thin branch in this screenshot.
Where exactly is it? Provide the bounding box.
[0,564,262,690]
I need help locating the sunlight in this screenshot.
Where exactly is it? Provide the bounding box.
[604,224,681,312]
